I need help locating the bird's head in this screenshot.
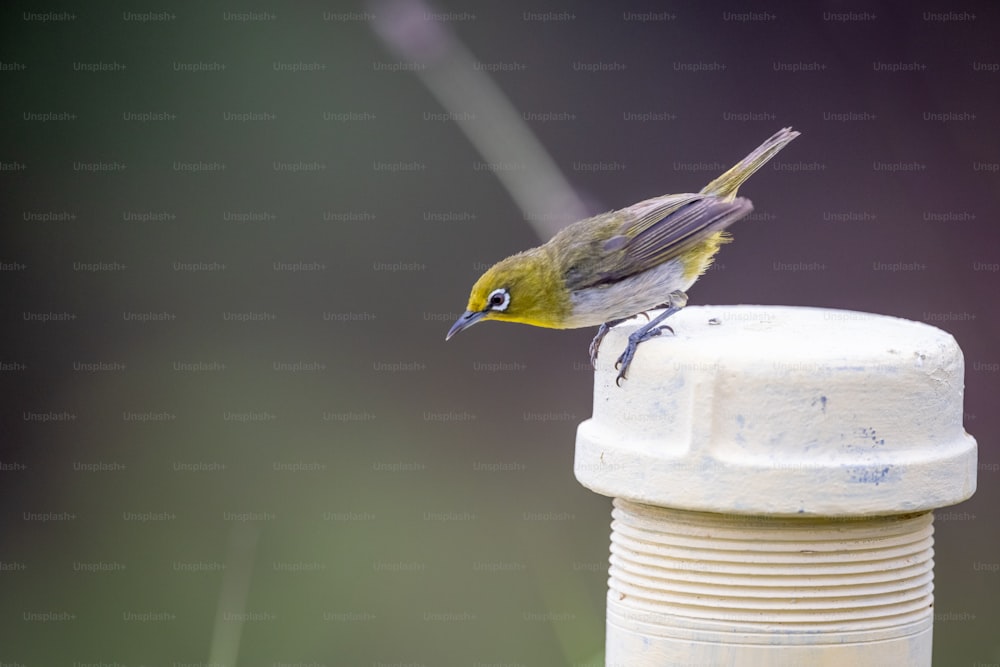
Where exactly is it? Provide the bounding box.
[446,249,568,340]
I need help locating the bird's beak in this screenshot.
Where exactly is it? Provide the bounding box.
[446,310,488,341]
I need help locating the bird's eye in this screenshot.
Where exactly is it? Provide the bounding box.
[487,288,510,312]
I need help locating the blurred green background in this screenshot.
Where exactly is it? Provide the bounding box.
[1,1,998,665]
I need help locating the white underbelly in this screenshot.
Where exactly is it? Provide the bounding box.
[564,259,695,328]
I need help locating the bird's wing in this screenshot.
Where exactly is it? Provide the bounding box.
[563,194,753,290]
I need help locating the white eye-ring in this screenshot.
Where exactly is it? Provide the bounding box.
[487,288,510,312]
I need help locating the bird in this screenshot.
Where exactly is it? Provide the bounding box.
[446,127,800,385]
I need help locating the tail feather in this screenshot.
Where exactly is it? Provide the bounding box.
[700,127,800,200]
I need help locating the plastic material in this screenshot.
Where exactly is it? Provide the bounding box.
[574,305,977,667]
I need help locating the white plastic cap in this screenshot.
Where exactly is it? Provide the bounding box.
[575,305,977,516]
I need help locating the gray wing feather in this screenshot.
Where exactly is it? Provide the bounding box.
[576,195,753,288]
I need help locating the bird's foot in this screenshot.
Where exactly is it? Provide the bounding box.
[589,317,629,367]
[612,290,688,386]
[614,325,675,386]
[589,325,610,368]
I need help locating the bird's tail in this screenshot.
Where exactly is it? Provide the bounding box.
[700,127,800,200]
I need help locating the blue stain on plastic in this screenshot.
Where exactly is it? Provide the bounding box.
[736,414,745,428]
[861,427,886,446]
[847,465,895,485]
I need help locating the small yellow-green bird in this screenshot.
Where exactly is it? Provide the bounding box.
[447,127,800,384]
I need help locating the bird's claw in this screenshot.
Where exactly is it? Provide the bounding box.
[590,319,627,368]
[613,325,675,385]
[592,310,677,382]
[589,327,609,368]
